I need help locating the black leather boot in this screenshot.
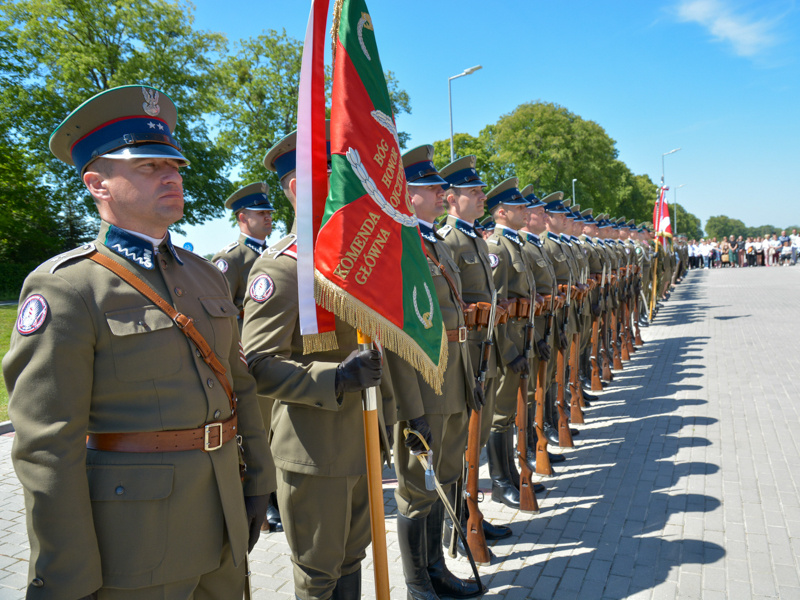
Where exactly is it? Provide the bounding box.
[331,568,361,600]
[427,502,482,599]
[397,514,439,600]
[261,491,283,533]
[507,428,545,494]
[487,430,520,508]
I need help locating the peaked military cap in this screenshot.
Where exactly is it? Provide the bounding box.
[562,198,573,209]
[542,191,569,213]
[402,144,448,186]
[225,182,274,213]
[439,155,485,188]
[521,184,545,208]
[570,204,584,221]
[264,120,332,181]
[479,215,496,231]
[486,177,526,211]
[596,213,613,228]
[50,85,188,174]
[580,208,596,224]
[627,219,636,228]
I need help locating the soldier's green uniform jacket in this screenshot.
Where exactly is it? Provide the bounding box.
[542,231,578,338]
[439,215,497,380]
[242,234,393,475]
[487,225,536,365]
[212,234,265,312]
[3,222,274,598]
[521,231,555,344]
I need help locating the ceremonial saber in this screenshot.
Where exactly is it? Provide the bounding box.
[403,428,486,593]
[358,331,391,600]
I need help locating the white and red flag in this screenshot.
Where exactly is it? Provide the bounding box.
[653,186,672,246]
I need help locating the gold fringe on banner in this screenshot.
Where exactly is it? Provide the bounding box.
[315,271,448,394]
[302,329,340,355]
[330,0,344,68]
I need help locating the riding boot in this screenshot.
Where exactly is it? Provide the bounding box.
[507,426,545,493]
[487,430,520,508]
[543,385,560,445]
[427,501,482,599]
[330,568,361,600]
[397,514,439,600]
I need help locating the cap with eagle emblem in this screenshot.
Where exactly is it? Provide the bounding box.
[49,85,188,174]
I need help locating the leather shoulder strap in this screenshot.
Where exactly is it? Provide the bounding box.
[88,251,236,412]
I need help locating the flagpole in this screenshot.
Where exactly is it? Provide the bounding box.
[357,330,391,600]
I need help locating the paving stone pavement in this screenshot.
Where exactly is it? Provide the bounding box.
[1,266,799,599]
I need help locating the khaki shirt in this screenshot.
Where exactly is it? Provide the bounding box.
[211,233,264,312]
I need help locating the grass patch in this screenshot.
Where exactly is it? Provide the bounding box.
[0,304,18,422]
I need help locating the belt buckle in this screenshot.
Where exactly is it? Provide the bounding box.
[458,326,467,343]
[204,422,224,452]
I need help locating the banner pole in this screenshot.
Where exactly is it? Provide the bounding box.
[357,330,391,600]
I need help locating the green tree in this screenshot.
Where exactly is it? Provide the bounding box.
[2,0,230,233]
[705,215,748,240]
[673,204,703,239]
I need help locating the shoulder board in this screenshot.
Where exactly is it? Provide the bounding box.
[266,234,298,259]
[438,224,453,238]
[487,236,500,245]
[222,241,240,253]
[38,243,97,274]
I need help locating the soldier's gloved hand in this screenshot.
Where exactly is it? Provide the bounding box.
[508,355,529,376]
[591,302,602,317]
[244,494,269,552]
[558,328,569,350]
[335,349,382,397]
[404,416,432,454]
[536,339,551,362]
[468,380,485,412]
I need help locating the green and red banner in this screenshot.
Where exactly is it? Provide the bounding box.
[309,0,446,391]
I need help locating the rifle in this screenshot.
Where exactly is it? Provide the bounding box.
[569,264,589,420]
[600,265,614,381]
[590,263,605,391]
[535,289,555,476]
[515,287,540,514]
[611,269,624,371]
[556,272,575,448]
[462,291,497,565]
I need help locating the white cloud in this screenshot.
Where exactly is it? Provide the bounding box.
[675,0,782,57]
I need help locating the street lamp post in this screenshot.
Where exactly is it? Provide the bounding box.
[572,178,577,204]
[673,183,686,235]
[448,65,482,162]
[661,147,681,186]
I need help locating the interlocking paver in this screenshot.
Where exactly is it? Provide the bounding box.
[1,267,800,597]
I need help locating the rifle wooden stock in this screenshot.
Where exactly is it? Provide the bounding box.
[611,306,624,371]
[590,317,603,391]
[556,344,574,448]
[620,297,631,362]
[601,312,614,381]
[634,290,644,346]
[464,406,490,565]
[534,356,553,476]
[569,333,585,424]
[625,297,636,355]
[516,373,539,513]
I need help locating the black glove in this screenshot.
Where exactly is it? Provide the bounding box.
[335,349,382,396]
[508,355,529,375]
[385,424,394,448]
[536,339,551,362]
[404,416,432,454]
[591,302,602,317]
[244,494,269,552]
[468,380,485,412]
[558,328,568,350]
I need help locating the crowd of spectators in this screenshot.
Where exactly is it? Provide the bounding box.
[687,229,799,269]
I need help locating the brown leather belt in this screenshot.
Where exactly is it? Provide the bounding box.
[446,327,468,342]
[86,414,238,453]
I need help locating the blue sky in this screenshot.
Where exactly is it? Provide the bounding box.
[173,0,800,254]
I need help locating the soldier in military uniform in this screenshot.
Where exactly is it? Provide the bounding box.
[517,186,565,466]
[3,85,274,599]
[212,183,274,317]
[438,155,513,547]
[485,177,543,507]
[387,146,481,600]
[242,129,386,600]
